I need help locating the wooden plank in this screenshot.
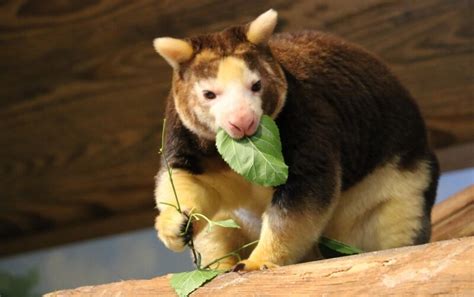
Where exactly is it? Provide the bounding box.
[45,237,474,296]
[1,0,472,254]
[0,209,156,257]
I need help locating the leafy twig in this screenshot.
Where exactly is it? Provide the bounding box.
[203,240,259,270]
[187,233,201,269]
[160,119,201,268]
[160,118,182,213]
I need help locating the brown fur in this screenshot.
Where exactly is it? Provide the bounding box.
[153,11,439,271]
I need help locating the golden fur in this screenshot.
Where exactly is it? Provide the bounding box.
[324,158,430,251]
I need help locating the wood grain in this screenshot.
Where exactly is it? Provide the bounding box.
[432,185,474,242]
[45,236,474,296]
[1,0,473,255]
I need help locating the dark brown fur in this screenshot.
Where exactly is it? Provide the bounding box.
[161,25,439,253]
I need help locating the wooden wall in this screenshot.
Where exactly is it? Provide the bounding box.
[1,0,473,256]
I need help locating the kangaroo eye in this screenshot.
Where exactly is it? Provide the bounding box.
[203,90,216,100]
[251,80,262,92]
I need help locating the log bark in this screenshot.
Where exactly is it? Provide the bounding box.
[46,188,474,296]
[45,237,474,296]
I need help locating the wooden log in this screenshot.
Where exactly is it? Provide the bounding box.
[45,236,474,296]
[432,185,474,242]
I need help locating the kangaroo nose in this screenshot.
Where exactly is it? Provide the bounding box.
[229,121,241,132]
[227,114,258,139]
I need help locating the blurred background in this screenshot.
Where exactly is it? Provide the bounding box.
[0,0,472,295]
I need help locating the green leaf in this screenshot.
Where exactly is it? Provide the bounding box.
[170,269,221,297]
[216,115,288,186]
[211,219,240,229]
[318,236,363,258]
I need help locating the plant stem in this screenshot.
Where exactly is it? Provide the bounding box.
[159,201,179,211]
[161,119,202,269]
[160,118,181,213]
[202,240,259,270]
[182,211,195,236]
[187,232,201,269]
[190,213,214,232]
[191,213,213,225]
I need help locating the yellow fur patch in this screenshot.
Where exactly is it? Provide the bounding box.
[194,215,250,270]
[241,171,341,269]
[194,49,219,64]
[233,43,253,55]
[155,159,273,265]
[246,212,315,266]
[217,57,250,85]
[323,158,430,251]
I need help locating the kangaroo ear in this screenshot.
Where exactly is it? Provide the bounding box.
[246,9,278,45]
[153,37,193,69]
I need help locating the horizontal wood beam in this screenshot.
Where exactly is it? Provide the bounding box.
[45,236,474,296]
[0,209,156,258]
[435,142,474,172]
